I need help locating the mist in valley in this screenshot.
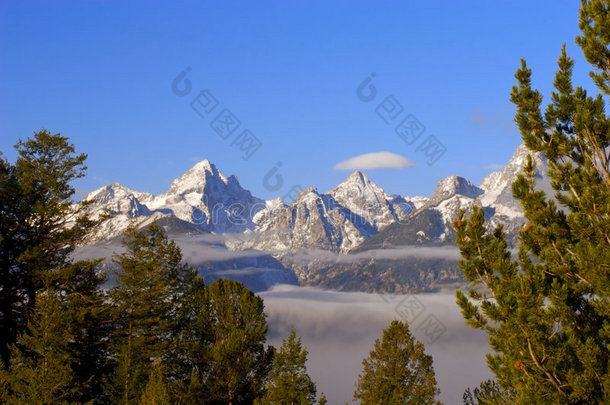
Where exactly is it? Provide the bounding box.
[260,285,492,404]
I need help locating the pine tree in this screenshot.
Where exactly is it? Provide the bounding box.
[61,259,113,404]
[0,130,95,366]
[110,223,201,404]
[3,288,76,404]
[196,278,273,405]
[140,362,171,405]
[462,379,514,405]
[353,320,440,405]
[454,1,610,402]
[257,327,317,405]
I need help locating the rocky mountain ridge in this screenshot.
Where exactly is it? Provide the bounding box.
[79,143,549,292]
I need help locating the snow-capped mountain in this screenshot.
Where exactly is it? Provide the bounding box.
[83,144,548,250]
[354,144,550,251]
[355,175,483,249]
[79,142,551,293]
[83,160,263,240]
[145,160,263,233]
[327,171,412,230]
[477,143,550,219]
[244,171,416,253]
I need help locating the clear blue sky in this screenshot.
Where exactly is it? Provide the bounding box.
[0,1,595,201]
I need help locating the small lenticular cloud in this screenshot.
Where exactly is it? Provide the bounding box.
[334,151,414,170]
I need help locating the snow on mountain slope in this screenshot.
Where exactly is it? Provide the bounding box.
[146,160,263,233]
[76,142,559,293]
[477,143,550,219]
[245,186,374,253]
[83,160,263,240]
[245,172,417,253]
[388,175,483,245]
[355,144,551,251]
[327,171,412,230]
[83,143,550,255]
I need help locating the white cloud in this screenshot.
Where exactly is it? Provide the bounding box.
[485,163,504,170]
[334,151,414,170]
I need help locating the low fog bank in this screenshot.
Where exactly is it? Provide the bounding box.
[260,285,492,404]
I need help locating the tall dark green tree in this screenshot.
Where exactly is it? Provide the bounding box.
[256,327,317,405]
[353,320,440,405]
[110,223,202,404]
[0,130,95,365]
[1,287,76,404]
[455,1,610,403]
[194,278,273,405]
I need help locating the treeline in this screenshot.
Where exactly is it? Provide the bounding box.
[2,2,610,401]
[0,131,442,404]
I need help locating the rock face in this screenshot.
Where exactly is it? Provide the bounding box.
[354,145,550,251]
[244,172,415,253]
[478,143,549,220]
[83,160,263,240]
[79,143,550,293]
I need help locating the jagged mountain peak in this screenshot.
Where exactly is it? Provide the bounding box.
[344,170,370,184]
[190,158,216,171]
[332,170,377,190]
[85,182,152,204]
[329,170,387,198]
[428,175,483,206]
[166,160,229,196]
[292,186,320,203]
[478,143,549,220]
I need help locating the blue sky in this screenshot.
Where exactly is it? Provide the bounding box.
[0,1,596,201]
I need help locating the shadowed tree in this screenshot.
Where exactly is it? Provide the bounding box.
[0,130,95,366]
[194,278,273,405]
[110,223,202,404]
[140,362,171,405]
[354,320,440,404]
[256,327,317,405]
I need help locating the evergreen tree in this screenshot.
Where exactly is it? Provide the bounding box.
[257,327,317,405]
[2,288,76,404]
[353,320,440,405]
[196,278,273,405]
[454,1,610,402]
[62,260,113,404]
[0,130,95,365]
[140,362,171,405]
[110,223,201,404]
[462,379,514,405]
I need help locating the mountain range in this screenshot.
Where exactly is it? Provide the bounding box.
[77,143,549,293]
